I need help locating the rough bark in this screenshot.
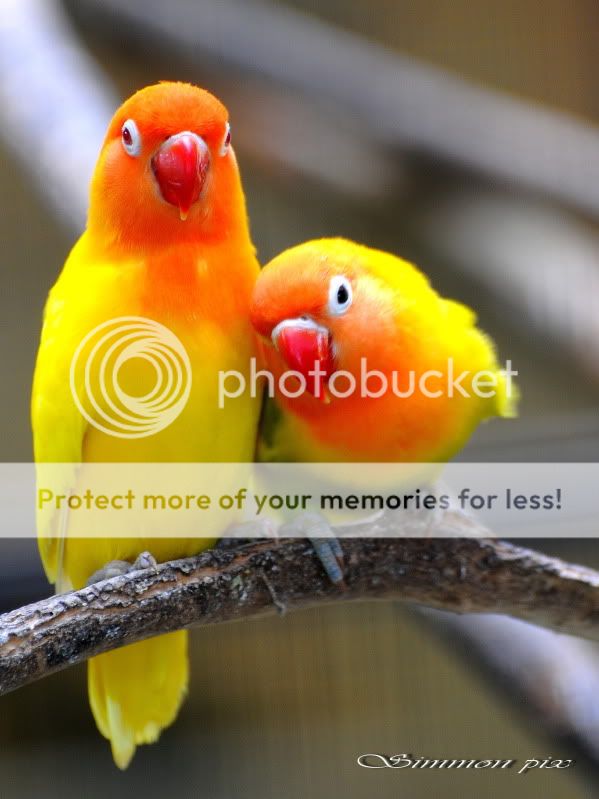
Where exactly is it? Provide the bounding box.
[2,510,599,696]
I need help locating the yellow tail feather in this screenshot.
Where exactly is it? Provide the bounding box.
[88,630,188,769]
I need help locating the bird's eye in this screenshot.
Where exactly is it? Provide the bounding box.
[220,122,231,156]
[327,275,353,316]
[121,119,142,157]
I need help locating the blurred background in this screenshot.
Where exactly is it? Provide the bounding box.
[1,0,599,797]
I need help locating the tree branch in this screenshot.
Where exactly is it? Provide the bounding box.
[2,509,599,696]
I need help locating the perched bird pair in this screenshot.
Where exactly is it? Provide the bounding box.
[32,83,515,768]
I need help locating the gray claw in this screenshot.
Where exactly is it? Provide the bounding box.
[309,537,345,585]
[132,551,158,571]
[86,560,133,586]
[279,512,345,585]
[86,551,158,586]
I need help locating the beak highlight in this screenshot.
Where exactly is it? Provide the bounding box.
[151,131,210,220]
[272,318,334,401]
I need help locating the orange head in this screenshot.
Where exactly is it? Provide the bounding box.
[87,82,248,251]
[250,239,411,406]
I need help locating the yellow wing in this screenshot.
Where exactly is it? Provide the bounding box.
[32,251,88,585]
[31,235,138,585]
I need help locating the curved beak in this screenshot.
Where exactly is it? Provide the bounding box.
[151,131,210,220]
[272,318,334,401]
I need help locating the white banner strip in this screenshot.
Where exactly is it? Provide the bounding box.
[0,463,596,538]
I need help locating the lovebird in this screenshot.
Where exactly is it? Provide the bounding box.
[250,237,516,463]
[31,83,261,767]
[249,238,516,582]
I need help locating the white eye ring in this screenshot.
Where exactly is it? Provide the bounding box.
[327,275,353,316]
[220,122,231,156]
[121,118,142,157]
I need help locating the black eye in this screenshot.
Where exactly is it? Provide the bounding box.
[121,119,142,157]
[220,122,231,156]
[337,284,349,305]
[327,276,353,316]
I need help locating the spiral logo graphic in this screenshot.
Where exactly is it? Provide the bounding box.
[70,317,192,439]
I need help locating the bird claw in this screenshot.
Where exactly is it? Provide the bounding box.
[309,537,345,585]
[132,551,158,571]
[279,512,345,585]
[222,514,346,585]
[86,551,158,586]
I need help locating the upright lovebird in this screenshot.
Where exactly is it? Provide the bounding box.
[250,238,516,464]
[31,83,261,767]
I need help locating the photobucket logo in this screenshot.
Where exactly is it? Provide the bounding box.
[219,357,518,407]
[70,317,192,438]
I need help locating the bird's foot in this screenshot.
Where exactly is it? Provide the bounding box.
[131,551,158,571]
[86,551,158,586]
[279,512,345,586]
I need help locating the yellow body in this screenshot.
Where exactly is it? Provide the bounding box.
[32,234,259,769]
[32,83,260,768]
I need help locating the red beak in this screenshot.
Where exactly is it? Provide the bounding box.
[272,319,334,401]
[151,132,210,220]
